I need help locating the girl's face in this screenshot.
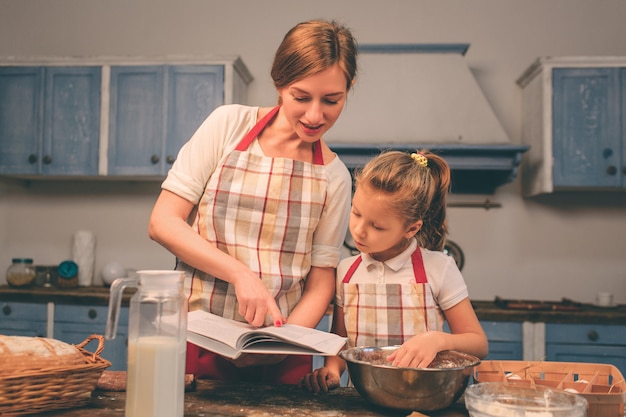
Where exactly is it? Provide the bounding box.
[278,63,347,143]
[349,184,422,262]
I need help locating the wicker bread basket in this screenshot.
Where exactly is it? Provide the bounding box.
[0,334,111,416]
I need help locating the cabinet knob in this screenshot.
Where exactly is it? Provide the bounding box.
[88,309,98,319]
[28,154,38,164]
[166,155,176,164]
[42,155,52,165]
[2,305,11,316]
[150,154,160,164]
[622,166,626,175]
[606,166,617,175]
[587,330,599,341]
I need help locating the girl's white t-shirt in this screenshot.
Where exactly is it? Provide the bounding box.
[336,238,469,311]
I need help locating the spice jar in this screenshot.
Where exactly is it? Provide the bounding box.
[6,258,36,287]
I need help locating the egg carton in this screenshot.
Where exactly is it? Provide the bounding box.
[473,360,625,417]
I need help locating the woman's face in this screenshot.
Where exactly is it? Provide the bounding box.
[349,184,422,262]
[278,63,348,143]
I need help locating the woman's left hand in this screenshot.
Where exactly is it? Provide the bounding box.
[386,332,443,368]
[227,353,288,368]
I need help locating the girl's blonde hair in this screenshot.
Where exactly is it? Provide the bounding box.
[355,150,451,251]
[271,19,358,98]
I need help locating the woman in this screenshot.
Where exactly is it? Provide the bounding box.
[148,19,358,384]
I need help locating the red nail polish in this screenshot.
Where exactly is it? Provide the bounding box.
[275,320,282,327]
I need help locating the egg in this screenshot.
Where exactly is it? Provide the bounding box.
[101,261,127,285]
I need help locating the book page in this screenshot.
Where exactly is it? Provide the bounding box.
[239,324,347,355]
[187,310,254,349]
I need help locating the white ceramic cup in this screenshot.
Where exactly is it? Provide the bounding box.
[596,292,614,307]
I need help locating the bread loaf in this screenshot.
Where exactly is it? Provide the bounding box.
[0,335,84,373]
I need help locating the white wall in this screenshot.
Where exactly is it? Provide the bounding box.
[1,0,625,302]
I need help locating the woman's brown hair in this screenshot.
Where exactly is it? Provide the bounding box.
[355,150,451,252]
[271,19,358,96]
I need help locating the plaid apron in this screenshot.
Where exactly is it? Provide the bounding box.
[342,248,445,347]
[182,105,328,326]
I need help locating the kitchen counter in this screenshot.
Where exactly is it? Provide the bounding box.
[1,285,625,324]
[38,380,469,417]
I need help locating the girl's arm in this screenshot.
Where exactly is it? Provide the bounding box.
[299,304,348,393]
[148,189,284,327]
[387,298,488,368]
[286,266,335,328]
[442,298,489,358]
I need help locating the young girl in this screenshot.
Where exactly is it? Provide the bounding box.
[300,150,488,393]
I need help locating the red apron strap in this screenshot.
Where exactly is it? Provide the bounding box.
[312,141,324,165]
[235,105,324,165]
[342,256,362,283]
[235,106,281,151]
[411,248,428,284]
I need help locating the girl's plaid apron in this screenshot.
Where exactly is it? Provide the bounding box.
[342,247,445,347]
[183,105,328,324]
[183,105,328,383]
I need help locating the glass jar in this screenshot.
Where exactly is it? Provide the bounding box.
[6,258,36,287]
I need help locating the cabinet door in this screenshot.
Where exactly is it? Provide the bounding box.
[622,68,626,181]
[0,66,100,176]
[480,321,523,360]
[546,323,626,376]
[43,67,101,175]
[0,67,44,174]
[0,301,47,337]
[166,65,224,167]
[108,66,165,176]
[444,320,523,360]
[108,65,224,176]
[552,68,621,188]
[54,304,129,371]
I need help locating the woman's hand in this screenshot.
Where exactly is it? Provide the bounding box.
[298,367,341,393]
[227,353,287,368]
[386,332,444,368]
[232,271,286,327]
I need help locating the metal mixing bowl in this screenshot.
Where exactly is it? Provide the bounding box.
[339,346,481,412]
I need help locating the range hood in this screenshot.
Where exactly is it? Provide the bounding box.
[326,44,528,194]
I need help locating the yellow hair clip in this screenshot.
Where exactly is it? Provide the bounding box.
[411,152,428,167]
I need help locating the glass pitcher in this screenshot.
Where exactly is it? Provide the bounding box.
[106,270,187,417]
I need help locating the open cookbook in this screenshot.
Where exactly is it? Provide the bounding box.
[186,310,347,359]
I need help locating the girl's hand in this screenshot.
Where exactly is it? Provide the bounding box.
[386,332,444,368]
[298,367,341,393]
[232,271,286,327]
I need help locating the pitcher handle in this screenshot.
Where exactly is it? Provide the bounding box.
[105,276,138,340]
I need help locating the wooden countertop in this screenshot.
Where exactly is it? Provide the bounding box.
[38,380,469,417]
[1,285,625,325]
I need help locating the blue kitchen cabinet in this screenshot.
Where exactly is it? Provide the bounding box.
[0,66,101,175]
[54,304,129,371]
[0,301,47,337]
[552,68,622,188]
[518,58,626,196]
[444,320,523,360]
[108,65,224,176]
[480,321,523,360]
[545,323,626,377]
